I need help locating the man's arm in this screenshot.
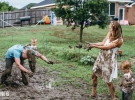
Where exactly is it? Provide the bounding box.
[14,58,29,73]
[34,51,53,64]
[35,52,48,62]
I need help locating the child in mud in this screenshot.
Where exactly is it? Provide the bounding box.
[28,38,38,72]
[120,60,135,100]
[30,38,38,51]
[1,44,53,86]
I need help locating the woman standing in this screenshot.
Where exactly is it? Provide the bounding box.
[87,21,123,100]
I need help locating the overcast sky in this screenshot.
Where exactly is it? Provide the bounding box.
[1,0,43,9]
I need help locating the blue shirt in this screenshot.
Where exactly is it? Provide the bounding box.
[5,44,36,59]
[5,44,24,59]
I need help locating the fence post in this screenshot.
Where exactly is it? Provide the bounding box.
[25,8,28,16]
[3,12,4,28]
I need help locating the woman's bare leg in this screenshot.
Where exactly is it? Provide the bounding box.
[91,72,98,96]
[107,82,116,100]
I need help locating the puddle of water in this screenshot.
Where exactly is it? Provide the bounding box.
[46,78,54,89]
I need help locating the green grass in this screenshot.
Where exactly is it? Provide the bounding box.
[0,24,135,99]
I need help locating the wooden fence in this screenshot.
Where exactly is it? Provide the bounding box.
[0,9,52,28]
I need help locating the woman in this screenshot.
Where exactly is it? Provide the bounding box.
[88,21,123,100]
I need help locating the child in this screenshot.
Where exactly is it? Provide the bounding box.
[30,38,38,51]
[28,38,38,72]
[120,60,135,100]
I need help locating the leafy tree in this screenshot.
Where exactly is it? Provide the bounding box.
[0,1,16,11]
[52,0,109,42]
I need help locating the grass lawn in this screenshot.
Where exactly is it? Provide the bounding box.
[0,24,135,99]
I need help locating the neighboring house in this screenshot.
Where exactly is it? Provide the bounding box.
[20,3,37,10]
[108,0,135,25]
[31,0,55,9]
[31,0,135,25]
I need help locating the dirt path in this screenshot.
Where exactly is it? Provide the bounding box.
[0,60,119,100]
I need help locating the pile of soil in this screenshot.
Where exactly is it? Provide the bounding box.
[0,60,117,100]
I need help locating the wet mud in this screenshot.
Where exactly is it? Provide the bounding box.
[0,60,120,100]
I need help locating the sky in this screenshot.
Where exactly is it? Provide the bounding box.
[1,0,43,9]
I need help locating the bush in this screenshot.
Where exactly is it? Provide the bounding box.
[62,50,81,62]
[80,56,95,65]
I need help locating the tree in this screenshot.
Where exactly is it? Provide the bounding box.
[52,0,109,42]
[0,1,16,11]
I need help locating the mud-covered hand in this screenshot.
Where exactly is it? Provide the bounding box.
[84,43,92,51]
[27,71,34,77]
[47,61,53,64]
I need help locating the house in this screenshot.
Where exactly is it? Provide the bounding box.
[31,0,63,25]
[31,0,135,25]
[31,0,55,9]
[20,3,37,10]
[108,0,135,25]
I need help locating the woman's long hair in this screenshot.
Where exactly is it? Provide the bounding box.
[109,21,123,42]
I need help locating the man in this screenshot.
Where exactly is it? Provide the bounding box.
[1,44,53,85]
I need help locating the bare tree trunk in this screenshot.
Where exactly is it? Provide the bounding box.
[80,23,83,42]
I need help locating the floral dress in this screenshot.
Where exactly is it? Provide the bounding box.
[93,38,119,83]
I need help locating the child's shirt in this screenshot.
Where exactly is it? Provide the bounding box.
[121,72,135,93]
[29,45,38,51]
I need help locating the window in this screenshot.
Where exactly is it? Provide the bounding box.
[110,3,115,15]
[108,3,115,20]
[119,3,124,6]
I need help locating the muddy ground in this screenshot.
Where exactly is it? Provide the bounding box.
[0,60,122,100]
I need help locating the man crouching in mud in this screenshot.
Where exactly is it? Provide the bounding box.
[1,44,53,85]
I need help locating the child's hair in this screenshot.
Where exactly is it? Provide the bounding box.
[31,38,37,42]
[31,38,37,45]
[120,60,131,70]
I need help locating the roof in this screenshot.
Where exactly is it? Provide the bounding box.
[31,0,135,9]
[108,0,133,2]
[126,2,135,7]
[31,0,55,9]
[20,3,37,9]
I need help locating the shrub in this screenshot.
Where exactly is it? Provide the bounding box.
[80,56,95,65]
[62,50,81,62]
